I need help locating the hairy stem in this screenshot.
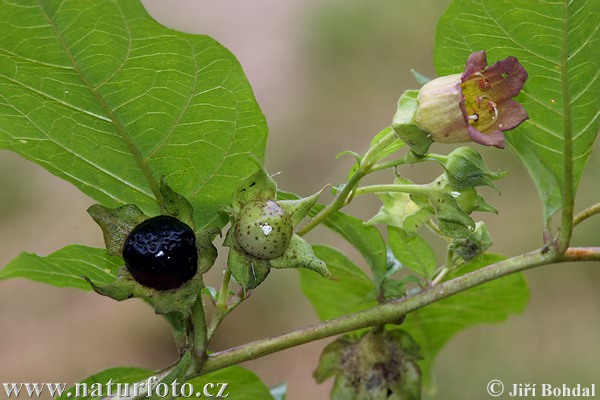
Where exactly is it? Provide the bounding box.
[198,247,599,374]
[207,269,232,341]
[353,183,431,197]
[298,129,402,236]
[191,294,208,357]
[297,170,367,236]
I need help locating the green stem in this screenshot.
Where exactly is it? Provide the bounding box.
[298,128,403,237]
[431,249,454,286]
[199,247,599,374]
[361,128,398,170]
[206,269,232,341]
[573,203,600,227]
[353,183,431,197]
[557,0,574,253]
[191,294,208,357]
[297,170,367,236]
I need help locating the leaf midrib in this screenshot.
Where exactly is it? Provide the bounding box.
[38,0,162,206]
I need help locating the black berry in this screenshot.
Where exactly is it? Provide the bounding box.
[123,215,197,290]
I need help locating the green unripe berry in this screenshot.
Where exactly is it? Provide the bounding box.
[235,200,293,260]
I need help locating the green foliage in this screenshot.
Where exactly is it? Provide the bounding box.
[58,367,153,399]
[435,0,600,219]
[187,366,273,399]
[0,0,267,231]
[59,365,272,399]
[0,245,121,290]
[388,227,436,280]
[402,254,529,384]
[301,245,376,320]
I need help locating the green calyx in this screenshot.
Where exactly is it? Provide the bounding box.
[225,163,332,289]
[314,328,422,399]
[86,180,219,317]
[391,90,433,156]
[443,147,507,190]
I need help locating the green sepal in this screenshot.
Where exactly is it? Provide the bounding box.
[152,273,205,317]
[270,235,334,280]
[315,328,422,400]
[231,161,277,212]
[87,204,148,257]
[391,90,433,156]
[85,267,152,300]
[195,227,220,275]
[444,147,507,190]
[429,189,476,239]
[87,266,206,318]
[449,221,493,262]
[474,193,498,214]
[277,188,324,228]
[227,247,271,290]
[313,338,346,383]
[367,178,435,235]
[159,178,195,228]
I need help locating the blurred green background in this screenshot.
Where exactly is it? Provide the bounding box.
[1,1,598,398]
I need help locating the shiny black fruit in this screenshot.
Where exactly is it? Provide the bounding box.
[123,215,197,290]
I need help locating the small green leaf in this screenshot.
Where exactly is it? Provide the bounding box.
[402,254,529,385]
[187,366,273,400]
[58,367,153,399]
[87,204,147,257]
[0,245,121,290]
[300,245,375,320]
[388,227,436,280]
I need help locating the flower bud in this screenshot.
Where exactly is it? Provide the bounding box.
[445,146,507,190]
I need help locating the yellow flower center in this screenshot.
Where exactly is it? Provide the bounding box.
[460,72,499,133]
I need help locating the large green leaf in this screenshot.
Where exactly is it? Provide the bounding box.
[0,245,121,290]
[435,0,599,219]
[187,366,273,400]
[401,254,529,385]
[57,365,272,399]
[0,0,267,230]
[301,245,376,320]
[58,367,153,399]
